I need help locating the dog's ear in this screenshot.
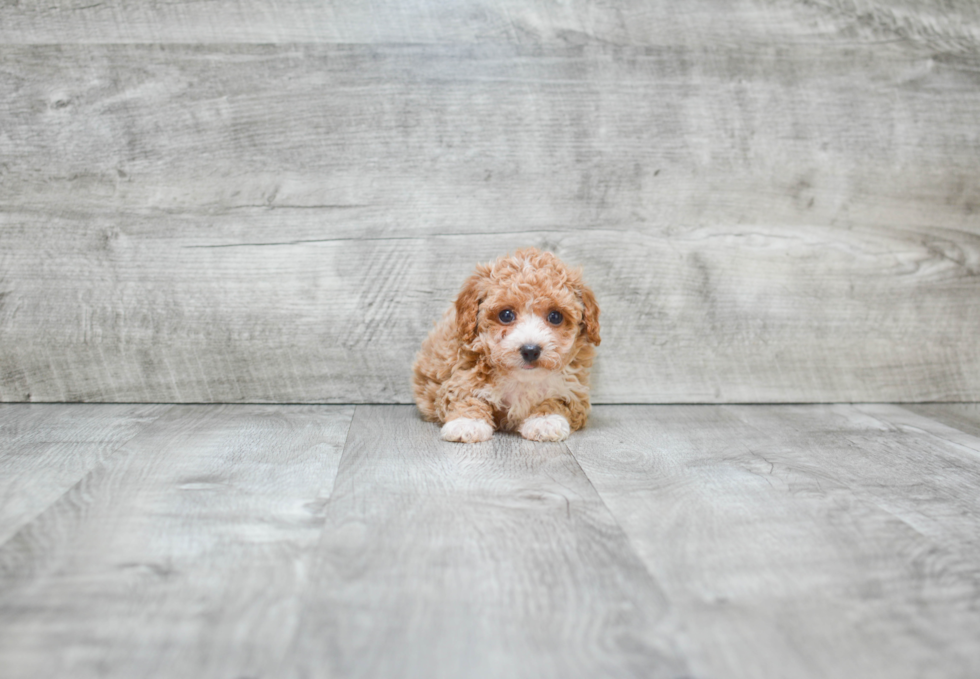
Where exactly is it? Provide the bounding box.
[579,283,601,346]
[455,265,490,343]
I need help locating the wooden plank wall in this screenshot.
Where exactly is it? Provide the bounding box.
[1,1,979,403]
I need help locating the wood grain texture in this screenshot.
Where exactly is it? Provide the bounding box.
[906,403,980,439]
[853,404,980,467]
[3,42,979,222]
[0,404,168,545]
[0,404,354,679]
[2,403,980,676]
[2,35,979,403]
[565,404,980,679]
[2,0,979,50]
[290,405,686,679]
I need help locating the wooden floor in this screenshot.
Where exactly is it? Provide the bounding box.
[1,403,979,678]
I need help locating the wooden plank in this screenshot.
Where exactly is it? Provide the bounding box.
[2,211,978,403]
[2,402,979,676]
[1,0,978,48]
[0,404,168,546]
[852,403,980,466]
[290,405,686,679]
[0,404,354,679]
[2,39,979,403]
[905,403,980,439]
[2,43,979,225]
[565,404,980,679]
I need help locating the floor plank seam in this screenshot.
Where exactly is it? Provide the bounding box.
[860,405,980,458]
[559,438,672,598]
[0,404,175,553]
[324,403,359,503]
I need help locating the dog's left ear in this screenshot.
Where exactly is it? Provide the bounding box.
[578,283,601,346]
[454,264,490,344]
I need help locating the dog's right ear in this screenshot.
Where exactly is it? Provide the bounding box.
[455,264,490,344]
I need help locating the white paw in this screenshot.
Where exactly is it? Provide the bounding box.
[441,418,494,443]
[519,414,571,442]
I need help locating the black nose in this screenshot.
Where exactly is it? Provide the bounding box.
[520,344,542,363]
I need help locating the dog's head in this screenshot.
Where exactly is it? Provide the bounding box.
[454,248,600,376]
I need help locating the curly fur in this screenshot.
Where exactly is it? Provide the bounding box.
[412,248,600,442]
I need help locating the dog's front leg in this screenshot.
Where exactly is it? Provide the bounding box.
[519,399,574,442]
[441,398,495,443]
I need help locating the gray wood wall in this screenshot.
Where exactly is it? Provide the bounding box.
[2,1,979,404]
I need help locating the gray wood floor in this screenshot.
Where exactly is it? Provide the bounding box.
[1,403,979,678]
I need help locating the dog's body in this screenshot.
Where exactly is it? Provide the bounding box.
[413,248,600,442]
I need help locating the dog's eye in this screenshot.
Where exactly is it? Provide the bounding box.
[547,310,563,325]
[498,309,516,324]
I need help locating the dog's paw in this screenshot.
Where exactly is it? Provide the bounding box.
[519,414,571,442]
[441,418,494,443]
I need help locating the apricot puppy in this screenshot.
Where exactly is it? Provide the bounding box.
[413,248,600,442]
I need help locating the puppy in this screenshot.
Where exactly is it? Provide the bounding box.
[413,247,600,442]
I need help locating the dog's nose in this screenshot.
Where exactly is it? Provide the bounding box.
[520,344,542,363]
